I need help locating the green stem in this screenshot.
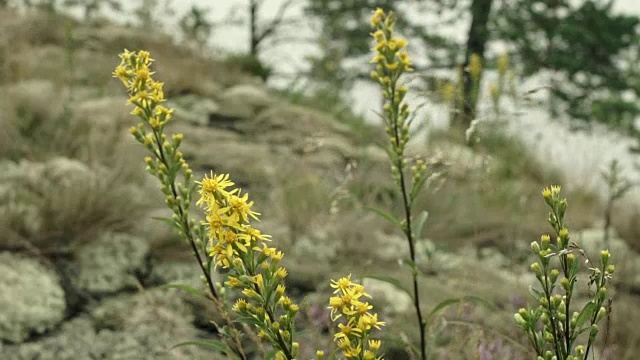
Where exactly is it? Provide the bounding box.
[389,93,426,360]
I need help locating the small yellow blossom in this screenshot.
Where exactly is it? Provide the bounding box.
[469,53,482,81]
[498,53,509,75]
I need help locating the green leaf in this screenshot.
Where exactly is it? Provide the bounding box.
[425,298,461,325]
[366,207,402,228]
[151,216,181,230]
[161,283,208,299]
[400,258,418,276]
[574,301,597,332]
[410,174,428,205]
[528,286,544,300]
[170,339,228,353]
[412,211,429,239]
[425,296,493,325]
[363,275,414,302]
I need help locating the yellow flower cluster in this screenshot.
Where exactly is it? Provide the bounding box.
[469,53,483,82]
[196,172,299,359]
[370,8,412,79]
[369,8,414,177]
[327,274,385,360]
[113,50,174,131]
[113,50,194,235]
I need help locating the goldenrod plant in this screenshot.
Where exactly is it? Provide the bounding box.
[113,50,249,359]
[368,8,480,360]
[515,186,614,360]
[114,50,385,360]
[488,53,510,119]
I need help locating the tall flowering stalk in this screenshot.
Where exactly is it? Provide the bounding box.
[515,186,614,360]
[113,50,248,359]
[369,8,430,360]
[114,49,384,360]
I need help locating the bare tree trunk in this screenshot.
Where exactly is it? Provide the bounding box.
[455,0,494,129]
[249,0,259,55]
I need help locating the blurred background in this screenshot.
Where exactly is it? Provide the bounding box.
[1,0,640,359]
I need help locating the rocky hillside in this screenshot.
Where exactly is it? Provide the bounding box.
[1,6,640,360]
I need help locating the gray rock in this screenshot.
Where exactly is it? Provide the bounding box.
[573,228,629,261]
[290,235,337,264]
[219,84,275,119]
[43,157,96,187]
[74,232,150,296]
[169,94,221,127]
[362,277,412,315]
[1,289,226,360]
[0,252,66,343]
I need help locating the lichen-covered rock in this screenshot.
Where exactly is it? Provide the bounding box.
[574,228,630,260]
[74,232,150,296]
[169,94,221,127]
[0,252,66,343]
[42,157,96,187]
[219,84,275,119]
[1,290,227,360]
[362,277,412,315]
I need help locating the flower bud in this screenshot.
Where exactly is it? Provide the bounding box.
[530,262,543,277]
[595,307,606,323]
[606,264,615,274]
[598,287,607,302]
[514,313,527,327]
[541,234,551,249]
[531,241,541,254]
[600,250,610,266]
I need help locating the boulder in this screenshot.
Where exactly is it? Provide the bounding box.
[1,289,225,360]
[73,232,150,296]
[169,94,222,127]
[362,277,412,315]
[218,84,275,120]
[573,228,630,261]
[0,252,66,343]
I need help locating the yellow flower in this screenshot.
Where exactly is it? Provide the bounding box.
[498,53,509,75]
[119,48,134,62]
[358,312,386,331]
[469,53,482,81]
[238,225,272,244]
[223,191,260,223]
[331,274,353,293]
[137,50,152,65]
[368,339,381,351]
[372,30,385,41]
[386,61,399,71]
[206,207,239,236]
[398,51,412,71]
[274,267,288,281]
[395,37,407,49]
[335,319,362,340]
[343,346,361,358]
[232,298,248,312]
[371,8,385,27]
[196,172,236,205]
[336,337,352,350]
[136,66,151,81]
[225,276,242,288]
